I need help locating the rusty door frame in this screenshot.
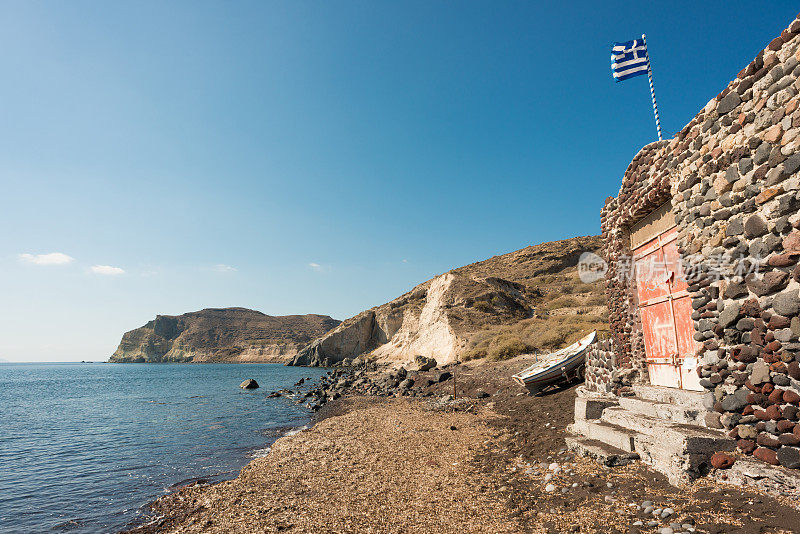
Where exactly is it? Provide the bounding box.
[634,227,696,389]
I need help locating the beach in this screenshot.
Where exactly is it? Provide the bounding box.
[128,358,800,533]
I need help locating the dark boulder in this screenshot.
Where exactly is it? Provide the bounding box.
[415,356,438,371]
[738,439,757,453]
[788,361,800,380]
[744,214,768,238]
[721,389,748,412]
[779,433,800,446]
[777,446,800,469]
[399,378,415,389]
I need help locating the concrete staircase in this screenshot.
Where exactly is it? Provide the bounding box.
[567,385,736,485]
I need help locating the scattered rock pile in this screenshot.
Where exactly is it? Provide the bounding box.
[267,360,490,413]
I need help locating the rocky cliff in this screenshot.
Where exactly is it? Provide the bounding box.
[110,308,340,363]
[290,236,607,367]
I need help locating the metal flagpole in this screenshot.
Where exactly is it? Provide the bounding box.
[641,33,662,141]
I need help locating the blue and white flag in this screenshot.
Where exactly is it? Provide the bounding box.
[611,39,649,82]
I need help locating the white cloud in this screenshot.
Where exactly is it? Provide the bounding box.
[308,262,322,271]
[90,265,125,275]
[19,252,74,265]
[213,264,237,273]
[402,259,409,263]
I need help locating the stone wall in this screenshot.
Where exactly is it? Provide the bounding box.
[601,140,672,383]
[591,12,800,470]
[586,338,614,393]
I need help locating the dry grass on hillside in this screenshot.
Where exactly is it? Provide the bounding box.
[462,314,608,361]
[461,269,609,362]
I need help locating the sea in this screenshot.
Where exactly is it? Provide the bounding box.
[0,362,328,534]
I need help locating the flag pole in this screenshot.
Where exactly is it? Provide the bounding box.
[642,33,663,141]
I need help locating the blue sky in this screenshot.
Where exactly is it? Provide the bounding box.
[1,1,797,362]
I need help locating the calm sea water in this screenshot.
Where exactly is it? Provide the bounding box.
[0,363,328,534]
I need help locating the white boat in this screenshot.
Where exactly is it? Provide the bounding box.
[511,331,596,395]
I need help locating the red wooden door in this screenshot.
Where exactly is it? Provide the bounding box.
[634,227,702,391]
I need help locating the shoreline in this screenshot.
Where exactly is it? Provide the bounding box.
[106,359,296,364]
[124,396,518,534]
[120,370,342,534]
[123,358,800,533]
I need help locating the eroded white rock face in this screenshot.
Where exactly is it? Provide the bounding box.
[291,273,470,366]
[371,274,466,365]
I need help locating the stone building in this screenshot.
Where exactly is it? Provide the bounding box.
[570,13,800,491]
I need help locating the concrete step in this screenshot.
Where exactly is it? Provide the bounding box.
[565,436,640,467]
[570,386,737,486]
[598,406,736,484]
[601,406,675,437]
[601,406,734,453]
[568,419,636,453]
[617,396,704,426]
[631,384,705,412]
[574,393,617,422]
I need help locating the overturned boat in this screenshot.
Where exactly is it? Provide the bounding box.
[512,331,596,395]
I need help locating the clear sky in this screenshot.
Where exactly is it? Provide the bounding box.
[1,1,797,362]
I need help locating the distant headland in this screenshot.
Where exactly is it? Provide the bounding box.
[109,308,340,363]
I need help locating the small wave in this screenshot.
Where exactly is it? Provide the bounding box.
[258,426,290,438]
[284,424,309,437]
[166,477,209,491]
[250,424,308,458]
[250,447,271,458]
[52,518,84,531]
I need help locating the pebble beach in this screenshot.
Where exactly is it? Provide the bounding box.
[126,357,800,533]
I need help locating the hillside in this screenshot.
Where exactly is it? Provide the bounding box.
[290,236,607,366]
[109,308,340,363]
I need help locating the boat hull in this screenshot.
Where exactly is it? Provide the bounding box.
[511,331,595,394]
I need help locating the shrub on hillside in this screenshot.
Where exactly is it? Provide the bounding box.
[585,293,608,305]
[487,336,532,361]
[473,300,493,313]
[462,347,487,361]
[536,326,570,349]
[546,296,580,309]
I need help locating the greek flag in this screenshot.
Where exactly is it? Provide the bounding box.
[611,39,649,82]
